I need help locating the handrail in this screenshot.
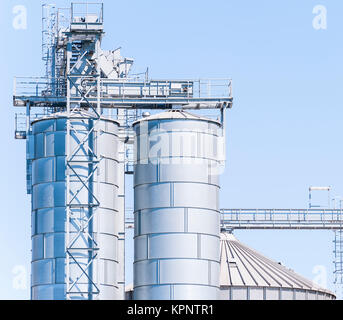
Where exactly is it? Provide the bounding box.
[13,77,233,100]
[220,208,343,230]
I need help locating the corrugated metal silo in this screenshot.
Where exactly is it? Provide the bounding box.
[220,233,336,300]
[30,111,123,300]
[133,110,222,300]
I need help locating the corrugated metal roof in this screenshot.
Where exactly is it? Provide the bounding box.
[220,233,334,296]
[133,110,221,126]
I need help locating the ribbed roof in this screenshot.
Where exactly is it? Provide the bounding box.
[133,110,221,126]
[220,233,334,296]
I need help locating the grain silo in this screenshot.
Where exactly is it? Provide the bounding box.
[133,110,222,300]
[30,111,123,300]
[220,233,336,300]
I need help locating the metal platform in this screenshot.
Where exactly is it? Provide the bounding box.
[13,76,233,109]
[220,208,343,230]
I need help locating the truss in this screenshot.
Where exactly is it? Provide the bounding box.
[65,28,102,300]
[220,208,343,230]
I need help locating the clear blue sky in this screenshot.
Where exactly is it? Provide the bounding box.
[0,0,342,299]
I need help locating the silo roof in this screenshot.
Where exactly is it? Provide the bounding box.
[31,110,119,125]
[220,233,335,297]
[133,110,221,126]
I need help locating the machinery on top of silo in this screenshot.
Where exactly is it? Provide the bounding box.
[13,2,233,300]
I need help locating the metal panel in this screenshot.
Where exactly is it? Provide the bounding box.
[44,233,65,258]
[265,288,280,300]
[31,114,123,300]
[133,111,221,300]
[136,208,185,236]
[31,284,65,300]
[133,284,220,300]
[148,234,198,259]
[231,288,247,300]
[281,288,294,300]
[172,285,219,300]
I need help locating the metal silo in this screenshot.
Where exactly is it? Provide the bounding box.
[133,110,222,300]
[220,233,336,300]
[30,111,123,300]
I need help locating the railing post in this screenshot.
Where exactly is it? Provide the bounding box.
[13,77,16,97]
[26,101,31,134]
[198,79,201,98]
[71,3,74,22]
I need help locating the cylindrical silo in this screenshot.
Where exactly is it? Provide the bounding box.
[133,110,222,300]
[30,111,123,300]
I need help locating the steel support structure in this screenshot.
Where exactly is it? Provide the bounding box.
[65,32,103,300]
[14,2,233,300]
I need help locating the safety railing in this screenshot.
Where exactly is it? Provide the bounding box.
[14,77,232,100]
[102,78,232,99]
[14,113,27,139]
[15,111,54,139]
[14,77,66,98]
[71,2,103,24]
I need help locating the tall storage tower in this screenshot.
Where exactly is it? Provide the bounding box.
[13,3,233,300]
[133,110,223,300]
[31,111,121,300]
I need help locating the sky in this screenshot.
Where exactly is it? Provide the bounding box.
[0,0,342,299]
